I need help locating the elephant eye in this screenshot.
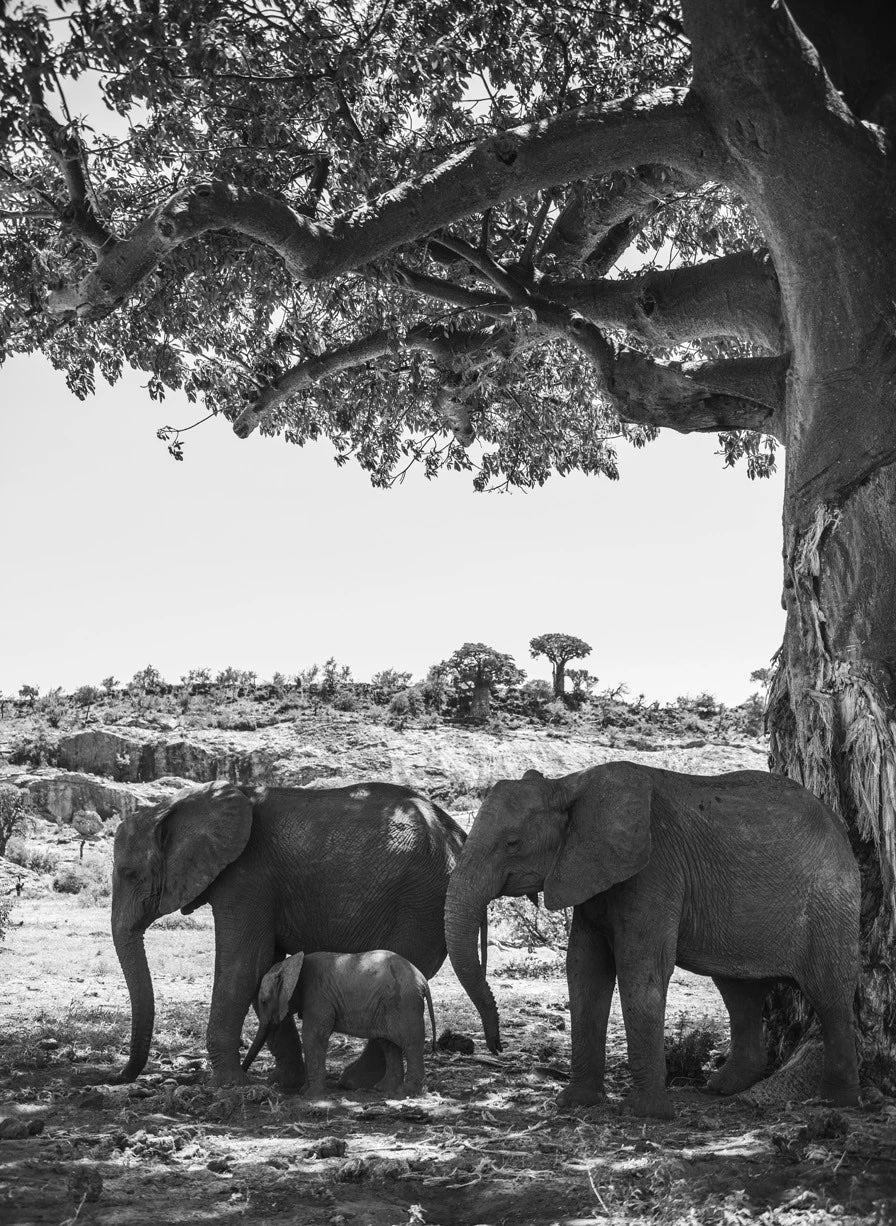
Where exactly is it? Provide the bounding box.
[505,835,521,851]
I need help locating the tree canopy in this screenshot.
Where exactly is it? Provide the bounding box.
[2,0,779,487]
[530,633,592,696]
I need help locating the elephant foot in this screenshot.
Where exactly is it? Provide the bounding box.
[706,1058,767,1097]
[623,1089,675,1120]
[556,1082,606,1109]
[339,1042,387,1090]
[299,1082,330,1100]
[210,1067,249,1088]
[375,1079,406,1098]
[269,1060,306,1092]
[820,1080,860,1107]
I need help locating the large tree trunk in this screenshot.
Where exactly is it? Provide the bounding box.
[683,0,896,1083]
[765,463,896,1076]
[470,679,491,722]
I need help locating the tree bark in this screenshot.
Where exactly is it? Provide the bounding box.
[471,678,491,722]
[683,0,896,1080]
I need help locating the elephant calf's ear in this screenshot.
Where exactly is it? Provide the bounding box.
[544,764,653,910]
[275,953,304,1022]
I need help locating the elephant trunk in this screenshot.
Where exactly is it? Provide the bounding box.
[111,923,155,1083]
[445,869,502,1053]
[242,1021,270,1073]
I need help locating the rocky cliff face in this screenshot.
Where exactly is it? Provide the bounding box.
[4,719,767,827]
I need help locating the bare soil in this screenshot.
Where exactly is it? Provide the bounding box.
[1,886,894,1226]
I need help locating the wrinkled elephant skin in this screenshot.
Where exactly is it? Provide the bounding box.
[445,763,860,1118]
[112,780,464,1086]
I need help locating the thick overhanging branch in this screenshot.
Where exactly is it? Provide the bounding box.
[232,321,508,441]
[540,165,694,270]
[611,351,787,440]
[47,87,722,320]
[544,250,784,351]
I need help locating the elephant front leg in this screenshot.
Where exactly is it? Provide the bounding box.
[616,952,675,1120]
[207,920,275,1086]
[556,910,616,1109]
[264,1015,306,1090]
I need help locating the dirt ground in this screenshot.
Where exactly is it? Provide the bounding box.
[1,866,894,1226]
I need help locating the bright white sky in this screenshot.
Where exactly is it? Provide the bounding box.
[1,352,785,704]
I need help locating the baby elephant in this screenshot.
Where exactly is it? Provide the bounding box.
[243,950,437,1097]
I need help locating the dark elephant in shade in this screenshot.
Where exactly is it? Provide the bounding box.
[445,763,860,1118]
[111,779,466,1087]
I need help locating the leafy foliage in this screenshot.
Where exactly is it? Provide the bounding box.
[0,782,28,856]
[0,1,775,486]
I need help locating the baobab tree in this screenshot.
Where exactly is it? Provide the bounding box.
[2,1,894,1070]
[530,633,593,698]
[437,643,524,722]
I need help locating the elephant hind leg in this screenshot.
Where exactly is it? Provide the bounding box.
[339,1039,387,1089]
[707,977,771,1095]
[374,1040,406,1097]
[799,979,859,1106]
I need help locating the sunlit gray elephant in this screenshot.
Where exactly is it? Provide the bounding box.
[446,763,860,1118]
[112,779,466,1086]
[243,949,437,1097]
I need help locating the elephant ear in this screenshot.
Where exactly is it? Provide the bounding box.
[154,781,253,915]
[274,953,304,1022]
[543,763,653,911]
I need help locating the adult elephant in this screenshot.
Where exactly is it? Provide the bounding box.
[112,779,467,1086]
[445,763,860,1119]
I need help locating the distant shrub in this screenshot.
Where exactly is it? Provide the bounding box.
[490,896,569,951]
[519,679,553,711]
[676,692,722,720]
[154,912,205,930]
[371,669,413,703]
[544,698,572,724]
[5,837,59,874]
[0,898,14,945]
[387,686,424,729]
[57,857,110,900]
[331,687,357,712]
[0,784,28,855]
[664,1017,722,1085]
[53,865,88,894]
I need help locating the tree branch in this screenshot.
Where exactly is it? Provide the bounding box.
[231,321,508,441]
[543,249,783,350]
[611,351,788,440]
[48,87,722,319]
[540,164,694,270]
[25,71,117,253]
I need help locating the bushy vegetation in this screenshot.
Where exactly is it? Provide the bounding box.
[0,783,28,856]
[0,646,768,746]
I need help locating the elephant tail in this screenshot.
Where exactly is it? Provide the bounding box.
[424,980,437,1055]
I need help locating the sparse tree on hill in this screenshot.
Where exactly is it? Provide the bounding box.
[101,676,118,697]
[0,784,27,857]
[371,668,413,703]
[4,1,896,1069]
[181,667,212,695]
[18,685,38,710]
[73,684,101,724]
[530,634,593,698]
[130,665,164,696]
[439,643,524,722]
